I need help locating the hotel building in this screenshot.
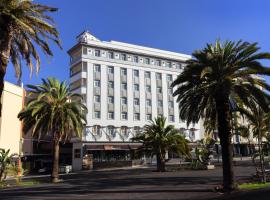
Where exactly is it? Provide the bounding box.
[68,31,204,170]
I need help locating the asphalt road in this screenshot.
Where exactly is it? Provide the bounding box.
[0,165,267,200]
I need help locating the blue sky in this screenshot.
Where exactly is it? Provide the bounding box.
[5,0,270,85]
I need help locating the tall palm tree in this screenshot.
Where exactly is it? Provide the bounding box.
[172,40,270,191]
[133,116,190,172]
[18,78,87,183]
[0,0,61,116]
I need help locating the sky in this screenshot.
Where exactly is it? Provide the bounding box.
[5,0,270,86]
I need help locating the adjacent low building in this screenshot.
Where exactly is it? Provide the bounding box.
[68,31,204,170]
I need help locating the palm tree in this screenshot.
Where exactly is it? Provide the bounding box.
[0,0,61,116]
[133,116,190,172]
[172,40,270,191]
[18,78,87,183]
[0,148,11,182]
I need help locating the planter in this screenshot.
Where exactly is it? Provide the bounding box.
[206,164,215,170]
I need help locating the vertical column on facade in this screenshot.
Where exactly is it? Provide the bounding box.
[172,74,180,125]
[139,69,145,123]
[150,71,157,118]
[161,73,168,121]
[86,62,93,141]
[114,66,121,121]
[100,64,107,121]
[127,68,134,122]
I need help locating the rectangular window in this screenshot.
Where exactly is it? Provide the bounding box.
[146,99,152,106]
[134,56,139,63]
[167,74,173,81]
[168,101,174,108]
[120,53,126,61]
[121,112,128,120]
[108,96,114,104]
[146,85,151,93]
[134,113,140,121]
[156,60,161,66]
[94,80,101,87]
[168,88,173,94]
[94,95,100,103]
[156,73,162,80]
[169,115,175,122]
[94,64,101,72]
[134,98,140,106]
[121,83,127,90]
[108,51,114,59]
[94,111,100,119]
[133,70,139,77]
[176,63,182,69]
[121,97,127,104]
[108,81,114,88]
[121,68,127,75]
[144,58,150,64]
[145,71,151,79]
[108,66,114,74]
[108,112,114,120]
[93,125,101,135]
[95,49,100,57]
[134,84,139,91]
[157,87,162,93]
[158,100,163,107]
[83,47,88,55]
[146,114,152,121]
[167,62,172,68]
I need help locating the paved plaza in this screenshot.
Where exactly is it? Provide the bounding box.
[1,165,268,200]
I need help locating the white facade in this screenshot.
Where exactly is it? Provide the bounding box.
[68,31,204,169]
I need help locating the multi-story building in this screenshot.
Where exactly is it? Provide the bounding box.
[68,31,204,170]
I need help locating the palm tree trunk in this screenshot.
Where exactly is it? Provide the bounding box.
[215,97,236,192]
[258,137,266,183]
[0,24,13,116]
[156,153,165,172]
[51,135,60,183]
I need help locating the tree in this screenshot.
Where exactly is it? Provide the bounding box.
[0,148,11,182]
[172,40,270,191]
[132,116,190,172]
[18,78,87,183]
[0,0,61,116]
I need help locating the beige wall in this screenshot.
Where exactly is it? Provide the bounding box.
[0,81,24,154]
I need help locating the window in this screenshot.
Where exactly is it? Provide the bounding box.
[82,62,87,72]
[134,113,140,121]
[176,63,182,69]
[134,84,139,91]
[121,126,128,134]
[146,99,152,106]
[94,95,100,103]
[94,80,101,87]
[134,56,139,63]
[156,73,162,80]
[121,112,128,120]
[108,96,114,104]
[168,101,174,108]
[108,112,114,119]
[158,100,163,107]
[121,68,127,75]
[74,149,81,159]
[108,66,114,74]
[121,97,127,104]
[108,81,114,88]
[95,49,100,57]
[120,53,126,61]
[134,126,141,134]
[108,51,114,59]
[169,115,175,122]
[133,70,139,77]
[156,60,161,66]
[146,85,151,93]
[146,114,152,121]
[93,125,101,135]
[121,83,127,90]
[166,62,172,68]
[167,74,173,81]
[94,111,100,119]
[168,88,173,95]
[134,98,140,106]
[145,71,151,79]
[83,47,88,55]
[144,58,150,64]
[94,64,101,72]
[157,87,162,93]
[107,126,115,135]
